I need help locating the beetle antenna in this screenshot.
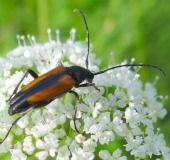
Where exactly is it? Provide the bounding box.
[73,9,90,69]
[93,64,166,77]
[0,108,32,144]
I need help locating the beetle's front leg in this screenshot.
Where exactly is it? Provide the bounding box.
[75,83,100,91]
[6,69,38,102]
[69,90,80,133]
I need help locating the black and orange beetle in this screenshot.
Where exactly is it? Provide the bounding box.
[0,9,165,144]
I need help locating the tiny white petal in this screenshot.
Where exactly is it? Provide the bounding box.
[36,151,48,160]
[99,150,110,159]
[36,140,46,149]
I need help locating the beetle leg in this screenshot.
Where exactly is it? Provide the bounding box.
[6,69,38,102]
[69,90,80,133]
[75,83,100,91]
[0,107,33,144]
[58,61,63,66]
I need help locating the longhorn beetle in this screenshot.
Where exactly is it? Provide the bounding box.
[0,9,166,144]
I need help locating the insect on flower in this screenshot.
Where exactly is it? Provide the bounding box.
[0,9,166,144]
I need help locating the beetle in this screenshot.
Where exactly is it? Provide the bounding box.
[0,9,165,144]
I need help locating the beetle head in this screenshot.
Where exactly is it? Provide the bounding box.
[67,66,94,85]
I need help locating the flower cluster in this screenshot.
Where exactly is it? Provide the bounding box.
[0,29,169,160]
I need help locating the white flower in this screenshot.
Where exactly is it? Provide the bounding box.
[17,115,29,128]
[56,145,70,160]
[125,106,140,128]
[124,134,149,159]
[83,117,97,133]
[23,136,35,155]
[161,147,170,160]
[71,147,94,160]
[144,132,166,158]
[36,133,59,159]
[55,128,66,138]
[13,142,22,150]
[114,123,129,137]
[75,134,86,143]
[83,138,97,152]
[0,28,168,160]
[10,149,27,160]
[0,136,12,153]
[0,93,6,111]
[91,130,115,144]
[99,149,127,160]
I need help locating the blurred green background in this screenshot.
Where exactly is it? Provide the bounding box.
[0,0,169,159]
